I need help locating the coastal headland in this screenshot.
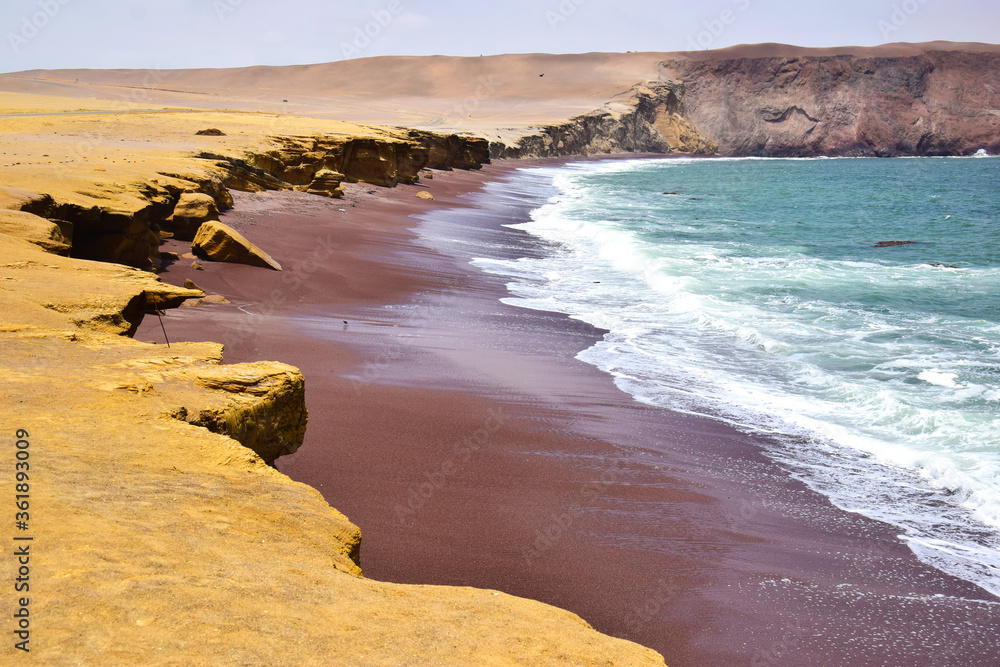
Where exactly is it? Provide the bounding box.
[1,42,998,664]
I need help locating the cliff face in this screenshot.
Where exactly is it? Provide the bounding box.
[498,46,1000,159]
[491,81,716,159]
[0,96,665,666]
[664,49,1000,157]
[2,112,487,272]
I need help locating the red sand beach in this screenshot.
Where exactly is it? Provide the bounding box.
[136,161,999,665]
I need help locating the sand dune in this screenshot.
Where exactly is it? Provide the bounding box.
[3,41,996,139]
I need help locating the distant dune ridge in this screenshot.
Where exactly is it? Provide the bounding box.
[3,40,998,157]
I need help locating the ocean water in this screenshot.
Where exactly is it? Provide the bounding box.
[471,156,1000,597]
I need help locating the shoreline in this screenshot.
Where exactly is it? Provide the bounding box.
[137,158,1000,665]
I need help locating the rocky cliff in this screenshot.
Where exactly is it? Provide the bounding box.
[0,105,488,272]
[663,45,1000,157]
[492,44,1000,159]
[491,80,716,159]
[0,96,664,665]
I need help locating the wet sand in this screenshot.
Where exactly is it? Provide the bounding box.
[136,161,1000,666]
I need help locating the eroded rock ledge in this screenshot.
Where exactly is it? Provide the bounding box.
[7,127,488,272]
[0,104,664,664]
[491,80,717,159]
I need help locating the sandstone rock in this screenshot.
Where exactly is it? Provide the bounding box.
[196,128,226,136]
[0,209,71,254]
[192,220,282,271]
[307,169,345,197]
[0,225,665,667]
[416,191,434,200]
[189,362,307,463]
[0,89,664,666]
[166,192,220,241]
[340,138,428,187]
[192,260,205,270]
[406,131,491,170]
[0,234,202,336]
[183,278,201,290]
[180,295,232,308]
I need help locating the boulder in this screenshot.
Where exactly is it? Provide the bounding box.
[166,193,220,241]
[306,169,345,198]
[192,220,282,271]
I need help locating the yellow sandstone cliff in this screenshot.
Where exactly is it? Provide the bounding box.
[0,93,665,665]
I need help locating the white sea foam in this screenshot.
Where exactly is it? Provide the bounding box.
[472,157,1000,597]
[919,369,961,387]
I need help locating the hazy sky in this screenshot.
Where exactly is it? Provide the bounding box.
[2,0,997,73]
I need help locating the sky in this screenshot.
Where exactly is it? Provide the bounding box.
[1,0,998,73]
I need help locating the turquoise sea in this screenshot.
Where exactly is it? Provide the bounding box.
[472,155,1000,597]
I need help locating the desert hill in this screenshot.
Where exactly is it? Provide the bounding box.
[3,41,999,156]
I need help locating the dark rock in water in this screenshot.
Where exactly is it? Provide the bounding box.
[196,128,226,136]
[873,240,918,248]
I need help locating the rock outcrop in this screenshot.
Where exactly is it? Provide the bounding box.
[0,102,491,273]
[0,94,665,665]
[192,220,283,271]
[0,208,71,255]
[491,80,716,159]
[307,169,346,197]
[0,204,665,667]
[662,47,1000,157]
[406,130,491,169]
[165,192,220,240]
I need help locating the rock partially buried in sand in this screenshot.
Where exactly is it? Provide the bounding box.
[181,294,230,307]
[306,169,345,198]
[166,193,220,240]
[195,128,226,136]
[192,220,282,271]
[416,191,434,200]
